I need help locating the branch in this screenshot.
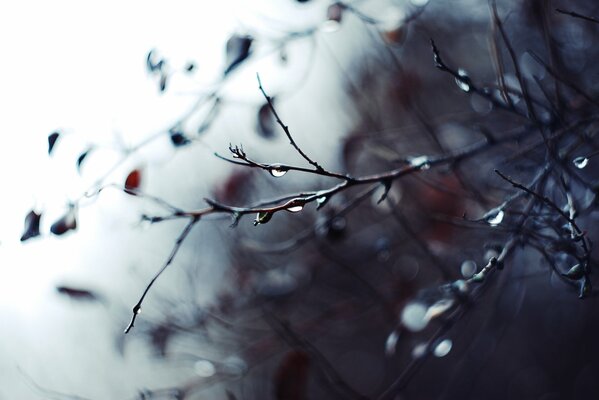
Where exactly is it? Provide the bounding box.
[256,73,325,172]
[556,8,599,24]
[125,217,199,333]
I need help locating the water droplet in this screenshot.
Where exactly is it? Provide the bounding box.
[460,260,477,278]
[573,156,589,169]
[385,330,400,356]
[433,338,453,357]
[317,196,327,205]
[424,298,455,321]
[410,0,429,6]
[286,205,303,213]
[455,69,471,92]
[269,165,289,177]
[408,155,430,170]
[485,209,504,226]
[401,302,428,332]
[412,342,428,359]
[194,360,216,377]
[254,211,273,226]
[134,306,142,315]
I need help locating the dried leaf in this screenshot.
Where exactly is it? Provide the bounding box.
[169,129,190,147]
[159,73,167,92]
[185,62,196,72]
[48,131,60,155]
[225,390,238,400]
[562,263,585,280]
[224,34,253,75]
[50,207,77,236]
[146,49,164,73]
[257,101,276,139]
[125,169,142,194]
[20,210,42,242]
[56,286,99,301]
[76,148,93,173]
[274,350,310,400]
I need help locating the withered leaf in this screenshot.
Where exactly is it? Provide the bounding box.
[125,169,142,194]
[50,207,77,236]
[274,350,310,400]
[224,34,253,75]
[56,286,99,301]
[48,131,60,155]
[169,129,190,147]
[76,148,93,173]
[257,101,276,139]
[20,210,42,242]
[146,49,164,73]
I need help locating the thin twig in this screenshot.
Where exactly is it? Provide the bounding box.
[125,217,199,333]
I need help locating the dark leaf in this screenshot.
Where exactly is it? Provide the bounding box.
[125,169,143,194]
[257,101,276,139]
[20,210,42,242]
[579,277,592,299]
[48,131,60,155]
[76,148,93,173]
[148,324,174,357]
[224,34,253,75]
[225,390,238,400]
[562,263,585,280]
[185,62,196,72]
[50,207,77,236]
[159,73,168,92]
[169,129,191,147]
[56,286,99,301]
[146,49,164,73]
[274,350,310,400]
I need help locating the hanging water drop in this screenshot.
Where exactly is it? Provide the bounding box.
[455,69,471,92]
[573,156,589,169]
[254,212,273,226]
[433,339,453,357]
[485,209,504,226]
[269,165,289,177]
[286,205,304,213]
[317,196,327,205]
[408,155,430,170]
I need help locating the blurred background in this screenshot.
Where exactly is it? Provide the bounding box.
[1,0,599,399]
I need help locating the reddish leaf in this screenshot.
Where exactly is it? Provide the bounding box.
[125,169,142,194]
[50,207,77,236]
[274,350,310,400]
[20,210,42,242]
